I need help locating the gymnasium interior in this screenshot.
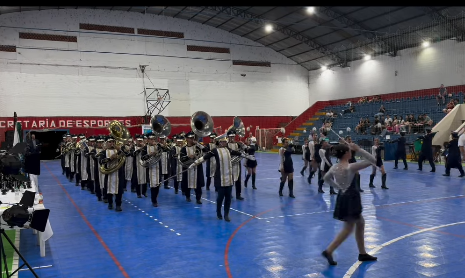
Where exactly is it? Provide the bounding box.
[1,6,465,278]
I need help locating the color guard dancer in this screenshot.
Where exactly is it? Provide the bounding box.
[189,137,255,221]
[300,139,310,176]
[244,137,257,189]
[392,131,408,170]
[369,138,388,189]
[318,138,337,195]
[321,143,378,265]
[278,137,295,198]
[417,128,437,172]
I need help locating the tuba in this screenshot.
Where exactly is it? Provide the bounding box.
[178,111,213,168]
[215,117,246,164]
[139,115,171,167]
[100,120,132,174]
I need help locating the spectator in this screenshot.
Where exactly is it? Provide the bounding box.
[436,84,447,105]
[374,105,386,117]
[443,100,455,113]
[423,113,433,127]
[384,115,393,126]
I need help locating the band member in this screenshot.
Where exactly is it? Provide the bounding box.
[93,136,105,201]
[244,138,257,189]
[78,134,89,191]
[301,139,310,176]
[98,137,124,211]
[205,133,218,191]
[85,136,97,194]
[322,143,378,265]
[392,131,408,170]
[318,138,336,194]
[180,131,203,204]
[279,137,295,198]
[69,135,77,182]
[74,134,86,186]
[170,135,184,194]
[228,130,245,200]
[344,136,363,192]
[417,128,437,172]
[58,135,66,175]
[123,138,134,192]
[189,137,256,221]
[141,133,162,207]
[443,132,465,177]
[64,134,72,179]
[158,135,171,189]
[369,138,388,189]
[132,135,148,198]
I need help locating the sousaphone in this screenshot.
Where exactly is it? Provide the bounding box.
[139,115,171,168]
[100,120,132,174]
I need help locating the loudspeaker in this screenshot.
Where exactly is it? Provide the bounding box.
[3,131,14,149]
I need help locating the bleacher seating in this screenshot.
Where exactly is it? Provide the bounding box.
[277,91,463,151]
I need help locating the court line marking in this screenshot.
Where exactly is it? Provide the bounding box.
[44,164,131,278]
[123,199,182,236]
[196,194,257,218]
[259,194,465,220]
[343,221,465,278]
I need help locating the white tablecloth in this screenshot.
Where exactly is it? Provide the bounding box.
[0,189,53,257]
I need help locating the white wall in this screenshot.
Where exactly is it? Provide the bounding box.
[309,39,465,103]
[0,9,309,117]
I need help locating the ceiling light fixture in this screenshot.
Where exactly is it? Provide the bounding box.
[364,55,371,60]
[422,41,430,48]
[322,66,327,71]
[265,24,273,32]
[306,7,315,14]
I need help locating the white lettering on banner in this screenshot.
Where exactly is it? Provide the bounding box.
[0,118,134,130]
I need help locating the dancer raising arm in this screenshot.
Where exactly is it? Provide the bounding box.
[321,143,378,265]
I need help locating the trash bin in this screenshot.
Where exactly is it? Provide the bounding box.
[384,141,397,161]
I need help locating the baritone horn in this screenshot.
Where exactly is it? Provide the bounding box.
[99,120,132,174]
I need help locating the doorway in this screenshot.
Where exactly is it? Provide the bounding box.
[25,130,68,160]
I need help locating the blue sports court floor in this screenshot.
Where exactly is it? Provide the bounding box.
[16,152,465,278]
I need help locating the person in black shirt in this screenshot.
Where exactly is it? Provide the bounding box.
[344,136,363,192]
[392,131,408,170]
[443,132,464,177]
[417,129,437,172]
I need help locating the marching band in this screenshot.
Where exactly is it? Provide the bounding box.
[55,113,257,221]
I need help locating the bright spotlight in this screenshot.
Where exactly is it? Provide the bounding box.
[306,7,315,14]
[322,66,327,71]
[364,55,371,60]
[422,41,430,48]
[265,24,273,32]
